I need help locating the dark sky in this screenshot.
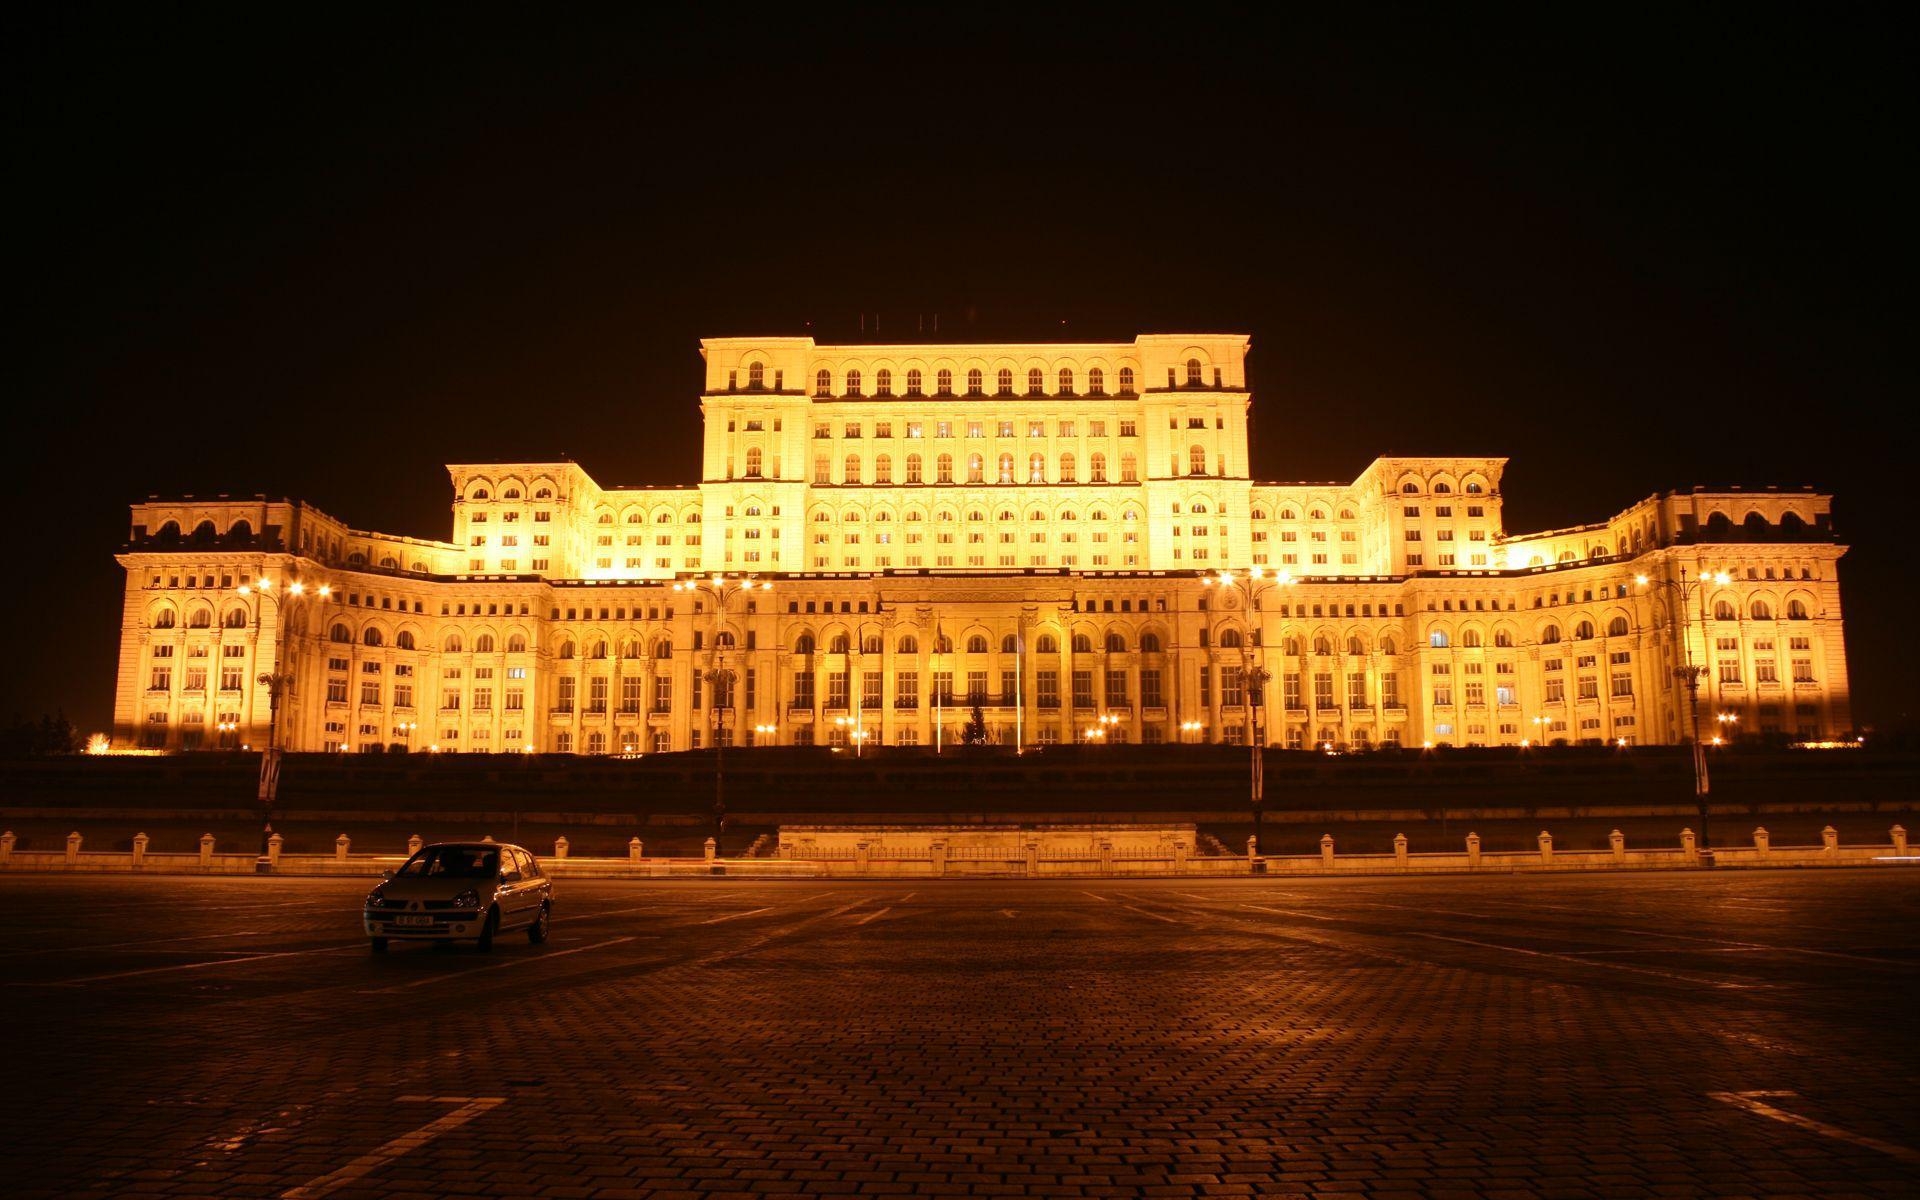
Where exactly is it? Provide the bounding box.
[6,9,1912,734]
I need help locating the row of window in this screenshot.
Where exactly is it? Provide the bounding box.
[802,364,1157,397]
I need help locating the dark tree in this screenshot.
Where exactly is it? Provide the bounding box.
[963,705,990,747]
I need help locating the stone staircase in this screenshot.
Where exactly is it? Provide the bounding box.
[744,833,776,858]
[1197,832,1233,857]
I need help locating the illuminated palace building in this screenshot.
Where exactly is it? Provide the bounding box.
[114,335,1852,754]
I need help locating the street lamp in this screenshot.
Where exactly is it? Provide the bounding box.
[396,720,417,753]
[1637,566,1731,853]
[1096,712,1120,743]
[671,574,772,855]
[754,723,779,746]
[1180,719,1204,743]
[834,714,868,756]
[1201,567,1295,855]
[236,575,330,868]
[216,719,238,749]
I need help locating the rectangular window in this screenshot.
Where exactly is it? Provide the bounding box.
[587,677,607,713]
[1347,672,1367,708]
[827,671,848,709]
[327,679,348,703]
[1545,678,1564,703]
[862,670,882,711]
[1140,669,1163,708]
[473,687,493,711]
[1284,671,1302,709]
[1465,680,1485,706]
[1313,672,1334,710]
[1792,657,1814,683]
[1036,670,1059,709]
[1222,666,1245,708]
[895,670,919,708]
[1719,661,1742,685]
[1611,672,1633,697]
[1071,670,1094,709]
[933,670,953,704]
[1105,669,1128,707]
[791,671,814,709]
[651,675,672,712]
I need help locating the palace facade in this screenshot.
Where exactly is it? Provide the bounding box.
[113,334,1852,753]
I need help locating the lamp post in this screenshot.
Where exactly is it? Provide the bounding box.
[1714,711,1739,747]
[1180,719,1204,743]
[236,576,329,869]
[217,719,238,749]
[396,720,416,753]
[834,714,868,756]
[1201,567,1294,855]
[671,574,771,855]
[1637,566,1731,853]
[754,723,779,746]
[1096,712,1120,743]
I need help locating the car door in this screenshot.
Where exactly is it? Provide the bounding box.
[521,850,550,913]
[498,848,532,929]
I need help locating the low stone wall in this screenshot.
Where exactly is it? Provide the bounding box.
[2,824,1910,878]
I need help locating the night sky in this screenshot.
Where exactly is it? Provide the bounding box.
[7,10,1911,735]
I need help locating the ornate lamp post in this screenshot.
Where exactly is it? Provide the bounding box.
[671,574,771,855]
[236,576,329,869]
[754,723,779,746]
[396,720,417,753]
[1637,567,1731,853]
[1201,567,1294,855]
[1179,719,1204,743]
[834,714,868,756]
[1713,711,1739,746]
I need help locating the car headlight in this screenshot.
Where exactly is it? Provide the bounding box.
[451,888,480,909]
[365,890,386,908]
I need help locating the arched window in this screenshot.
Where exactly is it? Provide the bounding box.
[831,633,850,653]
[1283,637,1301,655]
[469,488,490,501]
[185,607,211,628]
[1750,600,1772,620]
[937,454,954,484]
[898,634,918,654]
[622,639,640,658]
[1314,636,1332,655]
[1381,637,1398,656]
[653,638,672,659]
[1466,481,1484,493]
[961,453,983,484]
[475,633,495,653]
[1027,367,1044,394]
[1402,482,1420,494]
[794,633,815,655]
[1120,454,1137,482]
[1106,632,1127,652]
[508,634,527,653]
[152,608,178,629]
[1059,453,1076,483]
[967,634,989,654]
[1429,630,1449,648]
[1028,453,1046,484]
[1001,634,1019,653]
[362,627,384,647]
[330,622,350,643]
[1221,629,1244,648]
[993,453,1010,484]
[1058,367,1074,393]
[997,367,1013,394]
[1036,633,1058,654]
[845,454,861,484]
[221,608,246,629]
[396,630,416,650]
[907,453,924,484]
[745,447,762,477]
[747,361,764,388]
[1495,630,1514,648]
[1118,366,1135,393]
[1715,600,1737,621]
[1574,620,1594,640]
[1434,482,1453,494]
[815,368,832,396]
[1347,636,1365,656]
[444,633,464,653]
[586,731,606,755]
[1140,632,1161,653]
[1788,599,1810,620]
[935,368,951,394]
[1072,633,1093,654]
[1185,358,1203,385]
[1189,445,1206,475]
[715,632,737,650]
[1461,630,1482,647]
[1087,367,1105,395]
[557,640,575,659]
[966,368,983,395]
[1606,617,1629,637]
[905,368,923,395]
[1540,624,1561,644]
[875,368,893,395]
[1090,452,1106,483]
[874,454,892,484]
[934,632,953,653]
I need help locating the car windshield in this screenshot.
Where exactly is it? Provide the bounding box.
[396,847,500,879]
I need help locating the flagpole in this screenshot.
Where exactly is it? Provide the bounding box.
[1015,624,1024,754]
[934,624,943,755]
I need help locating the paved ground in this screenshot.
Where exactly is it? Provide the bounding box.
[3,871,1918,1198]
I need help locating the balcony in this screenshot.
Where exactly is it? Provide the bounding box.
[893,698,920,710]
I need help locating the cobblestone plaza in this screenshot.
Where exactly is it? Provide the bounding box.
[4,872,1916,1197]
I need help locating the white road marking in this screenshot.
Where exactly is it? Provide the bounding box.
[1082,891,1110,902]
[1241,904,1343,922]
[1174,892,1215,901]
[897,892,917,902]
[366,936,635,993]
[1710,1091,1920,1164]
[281,1095,505,1198]
[697,906,776,925]
[852,907,892,925]
[1618,927,1913,967]
[16,943,364,986]
[1411,933,1748,987]
[0,930,271,958]
[996,909,1018,918]
[1120,904,1181,925]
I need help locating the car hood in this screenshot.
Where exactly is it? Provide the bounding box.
[370,877,498,902]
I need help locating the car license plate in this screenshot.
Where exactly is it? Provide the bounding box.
[395,915,433,927]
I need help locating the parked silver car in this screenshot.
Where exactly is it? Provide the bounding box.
[363,842,552,953]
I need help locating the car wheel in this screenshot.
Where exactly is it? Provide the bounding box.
[370,937,388,954]
[476,908,498,953]
[528,902,550,944]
